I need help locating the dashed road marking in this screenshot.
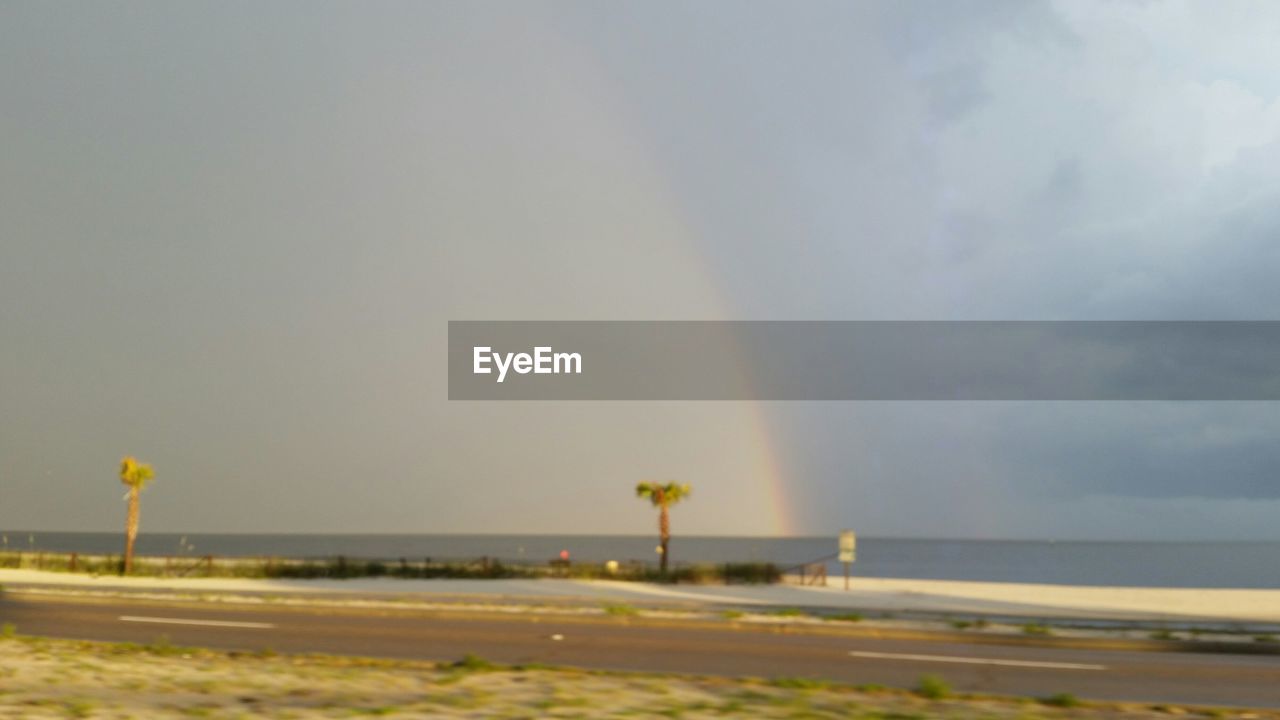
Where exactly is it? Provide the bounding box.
[848,650,1105,670]
[118,615,275,629]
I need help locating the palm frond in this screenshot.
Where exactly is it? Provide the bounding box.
[119,456,156,489]
[635,481,691,507]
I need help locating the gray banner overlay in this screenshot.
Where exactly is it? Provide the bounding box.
[448,321,1280,400]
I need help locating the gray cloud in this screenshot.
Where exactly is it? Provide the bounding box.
[4,1,1280,539]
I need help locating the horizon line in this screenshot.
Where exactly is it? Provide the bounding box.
[3,530,1278,544]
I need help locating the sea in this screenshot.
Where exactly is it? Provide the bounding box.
[4,533,1279,589]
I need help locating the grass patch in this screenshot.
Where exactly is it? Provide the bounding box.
[824,613,863,623]
[62,699,97,718]
[1040,692,1081,708]
[448,653,497,672]
[720,610,744,620]
[1021,623,1052,636]
[144,634,187,656]
[914,674,950,700]
[769,677,829,690]
[0,623,14,639]
[768,608,806,618]
[604,603,641,617]
[716,699,746,713]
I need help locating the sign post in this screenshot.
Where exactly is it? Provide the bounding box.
[838,530,856,590]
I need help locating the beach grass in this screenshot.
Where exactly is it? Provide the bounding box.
[0,550,782,585]
[0,630,1272,719]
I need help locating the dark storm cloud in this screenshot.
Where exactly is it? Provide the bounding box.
[1023,426,1280,500]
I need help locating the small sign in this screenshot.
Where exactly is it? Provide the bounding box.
[838,530,856,563]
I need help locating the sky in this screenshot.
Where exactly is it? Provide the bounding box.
[3,1,1280,540]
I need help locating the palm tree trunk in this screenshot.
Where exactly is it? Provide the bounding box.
[123,485,139,574]
[659,504,670,575]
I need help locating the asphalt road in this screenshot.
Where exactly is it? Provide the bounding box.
[3,594,1278,709]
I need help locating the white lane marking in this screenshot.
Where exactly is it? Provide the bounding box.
[118,615,275,629]
[848,650,1105,671]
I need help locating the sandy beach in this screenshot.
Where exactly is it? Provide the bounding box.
[4,569,1279,624]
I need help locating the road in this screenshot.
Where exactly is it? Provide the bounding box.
[3,593,1279,709]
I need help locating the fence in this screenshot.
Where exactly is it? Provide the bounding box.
[781,552,838,587]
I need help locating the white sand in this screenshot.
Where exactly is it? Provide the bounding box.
[785,577,1280,623]
[3,569,1278,623]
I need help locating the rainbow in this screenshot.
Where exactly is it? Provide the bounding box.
[504,14,797,536]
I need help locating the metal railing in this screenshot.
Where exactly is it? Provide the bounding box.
[780,552,837,586]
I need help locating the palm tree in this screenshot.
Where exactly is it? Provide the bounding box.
[119,456,155,574]
[635,481,691,575]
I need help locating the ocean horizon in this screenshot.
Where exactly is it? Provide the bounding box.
[4,532,1279,589]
